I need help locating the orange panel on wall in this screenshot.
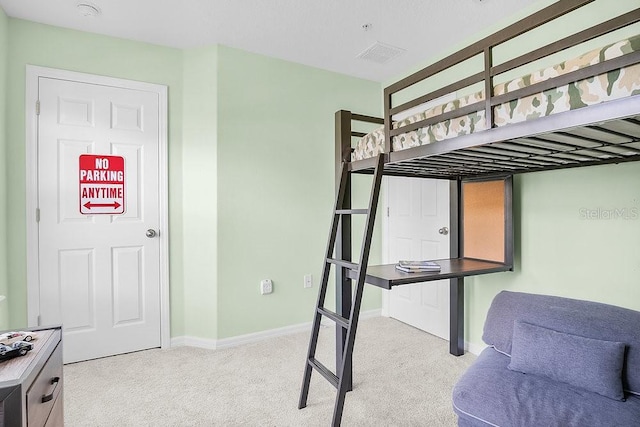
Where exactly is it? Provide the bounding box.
[462,180,505,262]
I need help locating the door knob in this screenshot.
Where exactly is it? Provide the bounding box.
[146,229,158,238]
[438,227,449,235]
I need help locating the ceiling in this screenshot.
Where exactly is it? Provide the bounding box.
[0,0,539,82]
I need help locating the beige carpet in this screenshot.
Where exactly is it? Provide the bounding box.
[64,317,475,426]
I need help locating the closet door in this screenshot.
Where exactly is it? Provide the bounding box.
[385,177,450,339]
[35,74,165,363]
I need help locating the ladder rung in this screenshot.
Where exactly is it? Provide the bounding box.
[335,209,368,215]
[308,358,339,388]
[326,258,359,271]
[317,307,350,329]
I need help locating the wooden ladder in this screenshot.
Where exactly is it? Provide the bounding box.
[298,154,384,427]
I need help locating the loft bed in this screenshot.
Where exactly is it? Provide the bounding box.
[300,1,640,425]
[352,33,640,178]
[345,0,639,351]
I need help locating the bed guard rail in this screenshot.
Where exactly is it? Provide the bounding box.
[382,0,640,154]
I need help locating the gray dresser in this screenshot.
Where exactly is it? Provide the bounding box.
[0,327,63,427]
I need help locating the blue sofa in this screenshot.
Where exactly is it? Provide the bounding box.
[452,291,640,426]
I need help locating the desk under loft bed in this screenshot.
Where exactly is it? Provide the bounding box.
[299,1,640,425]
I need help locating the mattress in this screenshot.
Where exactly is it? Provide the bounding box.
[352,34,640,161]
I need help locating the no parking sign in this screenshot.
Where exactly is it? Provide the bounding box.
[79,154,125,215]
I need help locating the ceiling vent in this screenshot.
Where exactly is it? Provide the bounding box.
[77,3,101,17]
[357,42,406,64]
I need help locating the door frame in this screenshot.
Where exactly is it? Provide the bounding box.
[25,65,171,349]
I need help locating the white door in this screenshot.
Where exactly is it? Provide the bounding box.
[385,177,450,339]
[36,76,163,363]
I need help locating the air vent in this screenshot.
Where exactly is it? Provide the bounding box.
[357,42,406,64]
[77,3,101,17]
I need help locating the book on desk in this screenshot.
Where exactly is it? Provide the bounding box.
[395,260,441,273]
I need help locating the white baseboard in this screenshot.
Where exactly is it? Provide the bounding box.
[170,308,382,351]
[170,335,217,350]
[465,341,487,356]
[215,321,314,350]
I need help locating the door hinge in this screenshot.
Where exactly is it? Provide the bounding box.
[36,100,40,115]
[37,315,41,326]
[36,208,40,223]
[387,207,390,217]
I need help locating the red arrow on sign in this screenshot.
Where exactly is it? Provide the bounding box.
[83,201,122,210]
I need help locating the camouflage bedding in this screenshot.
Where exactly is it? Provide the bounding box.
[352,34,640,161]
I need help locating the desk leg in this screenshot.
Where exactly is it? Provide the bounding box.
[449,277,464,356]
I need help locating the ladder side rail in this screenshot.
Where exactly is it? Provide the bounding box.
[332,154,385,426]
[335,111,354,392]
[298,162,350,409]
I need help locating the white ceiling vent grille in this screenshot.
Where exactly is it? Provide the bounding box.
[77,3,101,17]
[357,42,406,64]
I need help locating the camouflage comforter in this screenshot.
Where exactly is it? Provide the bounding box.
[352,34,640,161]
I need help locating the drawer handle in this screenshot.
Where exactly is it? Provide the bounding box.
[41,376,60,403]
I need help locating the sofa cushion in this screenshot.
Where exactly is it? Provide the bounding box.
[508,321,626,401]
[453,348,640,427]
[482,291,640,395]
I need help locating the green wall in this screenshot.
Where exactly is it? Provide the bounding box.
[0,7,8,329]
[4,19,186,335]
[465,162,640,346]
[216,46,381,338]
[386,0,640,350]
[0,15,382,341]
[181,46,219,339]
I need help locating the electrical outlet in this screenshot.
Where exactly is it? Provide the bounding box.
[260,279,273,295]
[304,274,313,288]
